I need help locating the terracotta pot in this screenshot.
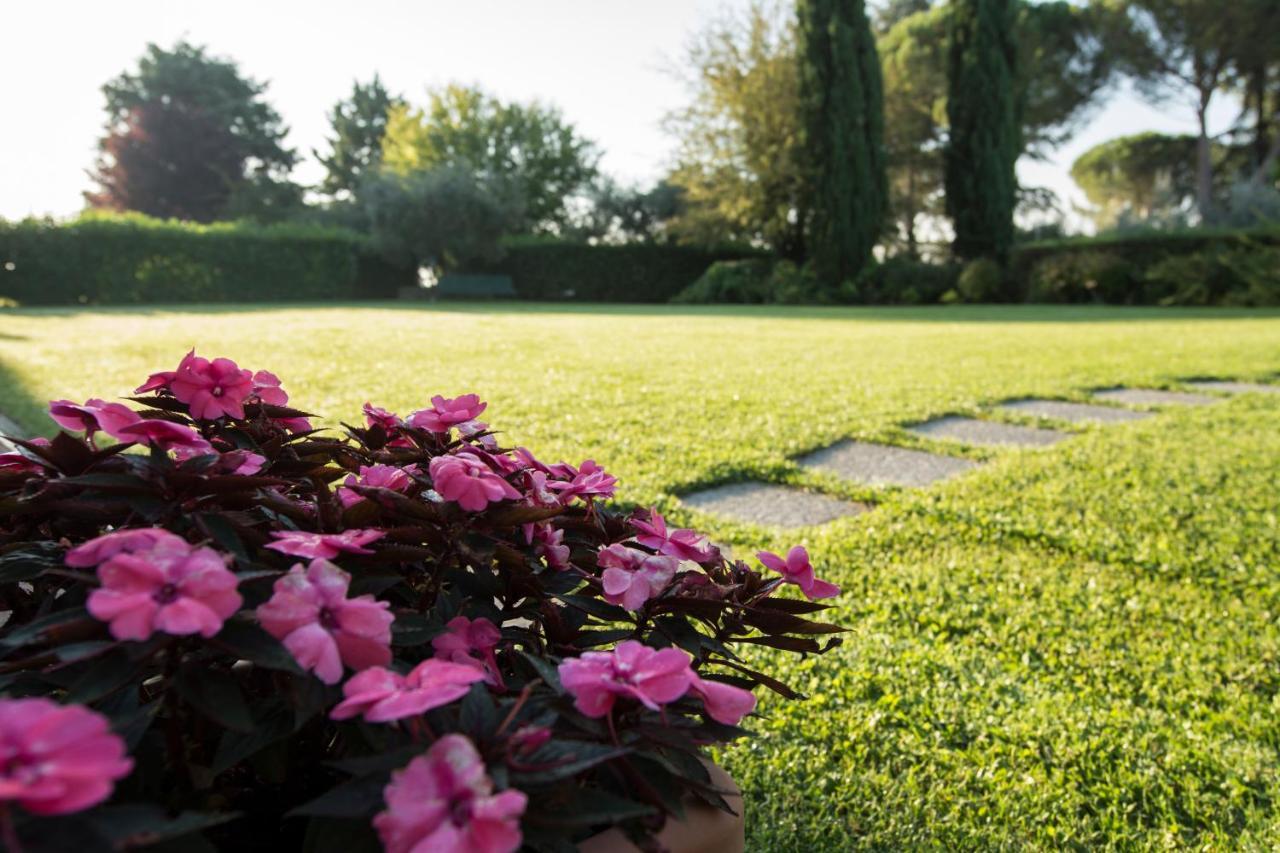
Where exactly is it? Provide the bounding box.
[577,761,745,853]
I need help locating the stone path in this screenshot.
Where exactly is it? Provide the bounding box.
[798,440,977,487]
[681,482,869,529]
[1092,388,1217,406]
[996,398,1151,424]
[1183,380,1280,395]
[906,415,1068,447]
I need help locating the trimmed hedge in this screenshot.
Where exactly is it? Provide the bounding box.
[1011,226,1280,304]
[476,237,766,303]
[0,215,412,306]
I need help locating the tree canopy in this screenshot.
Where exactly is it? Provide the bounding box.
[380,85,598,233]
[87,41,295,223]
[315,75,403,200]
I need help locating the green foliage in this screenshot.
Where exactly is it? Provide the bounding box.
[1145,241,1280,306]
[315,76,403,200]
[854,256,960,304]
[479,238,762,303]
[945,0,1019,262]
[380,85,598,233]
[663,2,807,256]
[0,214,406,306]
[1026,250,1137,303]
[798,0,888,287]
[88,41,295,223]
[569,179,686,245]
[956,257,1005,302]
[359,168,511,272]
[672,258,822,305]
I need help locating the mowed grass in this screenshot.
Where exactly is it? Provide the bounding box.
[3,302,1280,848]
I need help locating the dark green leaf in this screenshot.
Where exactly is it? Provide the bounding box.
[90,805,238,847]
[555,593,630,622]
[288,774,388,818]
[209,620,302,673]
[66,648,140,704]
[175,666,255,732]
[212,705,294,775]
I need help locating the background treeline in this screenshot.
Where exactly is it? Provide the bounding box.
[2,0,1278,307]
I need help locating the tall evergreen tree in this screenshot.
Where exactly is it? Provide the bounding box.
[944,0,1019,262]
[315,75,402,200]
[797,0,887,287]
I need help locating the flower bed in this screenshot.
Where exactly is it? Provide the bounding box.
[0,351,845,851]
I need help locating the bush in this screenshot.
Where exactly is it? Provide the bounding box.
[671,259,774,304]
[0,214,411,306]
[1144,241,1280,306]
[481,237,764,302]
[0,352,846,850]
[1011,226,1280,304]
[854,257,960,305]
[956,258,1005,302]
[1026,251,1138,304]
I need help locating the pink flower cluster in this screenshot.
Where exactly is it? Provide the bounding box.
[597,544,678,611]
[338,463,419,508]
[429,453,521,512]
[559,640,756,726]
[257,559,394,684]
[431,616,504,687]
[0,698,133,816]
[71,528,242,641]
[266,529,385,559]
[757,546,839,601]
[375,734,526,853]
[49,398,213,458]
[137,350,310,430]
[407,394,487,434]
[331,659,485,723]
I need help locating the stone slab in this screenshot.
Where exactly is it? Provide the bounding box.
[1182,380,1280,395]
[996,398,1151,424]
[798,440,978,487]
[906,415,1068,448]
[681,482,868,528]
[1091,388,1218,407]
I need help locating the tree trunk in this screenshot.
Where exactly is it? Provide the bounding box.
[1194,99,1214,219]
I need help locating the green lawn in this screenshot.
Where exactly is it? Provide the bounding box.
[3,302,1280,848]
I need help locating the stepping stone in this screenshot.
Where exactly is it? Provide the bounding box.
[996,398,1151,424]
[907,416,1068,448]
[798,440,977,487]
[681,482,868,529]
[1182,380,1280,395]
[1091,388,1217,407]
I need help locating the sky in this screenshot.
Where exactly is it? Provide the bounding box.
[0,1,1243,231]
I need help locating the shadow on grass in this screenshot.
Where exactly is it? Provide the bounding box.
[5,301,1280,324]
[0,357,48,438]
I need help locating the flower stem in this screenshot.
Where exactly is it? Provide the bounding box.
[1,802,24,853]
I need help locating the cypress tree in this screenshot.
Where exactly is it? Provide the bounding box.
[944,0,1019,262]
[798,0,888,287]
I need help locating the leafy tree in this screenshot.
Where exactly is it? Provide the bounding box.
[87,41,295,223]
[872,0,932,35]
[1218,0,1280,182]
[1105,0,1250,215]
[944,0,1019,263]
[379,85,597,233]
[360,168,512,273]
[798,0,888,285]
[315,75,403,200]
[663,2,806,255]
[569,179,686,244]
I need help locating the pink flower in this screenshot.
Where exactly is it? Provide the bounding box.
[597,544,677,611]
[558,640,693,718]
[374,734,526,853]
[274,416,313,433]
[363,402,402,431]
[432,616,504,687]
[256,559,394,684]
[214,449,266,476]
[546,459,617,504]
[338,464,418,508]
[688,673,756,726]
[47,399,140,440]
[631,509,718,563]
[429,455,521,513]
[250,370,288,406]
[330,660,485,723]
[265,529,385,560]
[169,351,254,420]
[530,524,570,571]
[0,698,133,816]
[135,370,175,394]
[756,546,839,601]
[86,542,242,641]
[407,394,487,433]
[115,419,213,457]
[65,527,190,568]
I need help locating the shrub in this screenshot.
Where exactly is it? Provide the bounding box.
[483,237,764,302]
[0,352,845,850]
[1144,241,1280,306]
[672,259,775,304]
[0,214,412,306]
[1026,251,1138,304]
[854,257,960,305]
[956,257,1005,302]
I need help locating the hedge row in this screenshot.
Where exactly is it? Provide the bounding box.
[477,237,766,303]
[0,216,412,306]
